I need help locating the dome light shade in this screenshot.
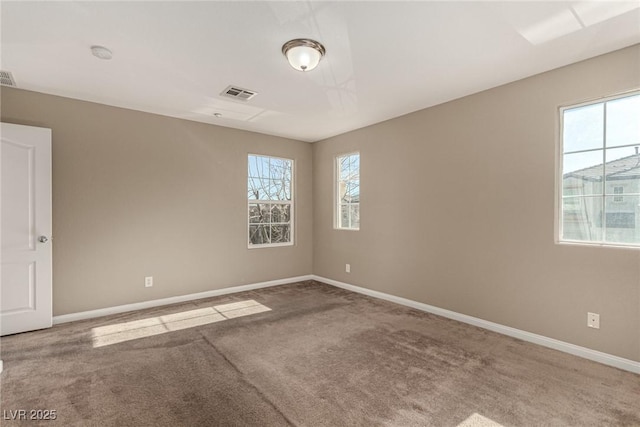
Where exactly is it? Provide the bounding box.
[282,39,326,72]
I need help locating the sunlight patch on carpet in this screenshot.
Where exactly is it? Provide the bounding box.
[457,413,504,427]
[91,300,271,348]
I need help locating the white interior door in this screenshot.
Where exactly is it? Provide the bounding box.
[1,122,52,336]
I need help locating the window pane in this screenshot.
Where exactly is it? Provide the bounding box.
[284,163,292,182]
[339,157,351,180]
[340,204,350,228]
[338,181,347,202]
[349,155,360,177]
[606,94,640,148]
[271,204,282,223]
[563,103,604,153]
[562,151,603,196]
[561,196,603,242]
[267,160,291,200]
[268,158,278,180]
[271,204,291,223]
[605,195,640,244]
[248,177,272,200]
[347,181,360,201]
[273,179,291,201]
[249,203,270,224]
[270,225,290,244]
[248,155,270,178]
[605,147,640,196]
[350,204,360,229]
[248,179,277,201]
[248,177,260,200]
[283,167,292,200]
[249,224,270,245]
[263,179,278,201]
[269,158,289,179]
[249,204,260,223]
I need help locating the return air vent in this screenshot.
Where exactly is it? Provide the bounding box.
[220,85,258,101]
[0,70,16,87]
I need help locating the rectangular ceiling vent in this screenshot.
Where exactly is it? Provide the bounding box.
[0,70,16,87]
[220,85,258,102]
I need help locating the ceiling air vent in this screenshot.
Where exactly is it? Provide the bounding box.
[220,85,258,102]
[0,70,16,87]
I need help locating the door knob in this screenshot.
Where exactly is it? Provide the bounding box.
[38,236,48,243]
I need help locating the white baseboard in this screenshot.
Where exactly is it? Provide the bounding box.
[53,275,314,325]
[312,275,640,375]
[51,273,639,374]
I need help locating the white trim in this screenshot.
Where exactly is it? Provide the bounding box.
[51,273,640,374]
[558,88,640,111]
[312,275,640,374]
[53,275,313,325]
[554,102,562,245]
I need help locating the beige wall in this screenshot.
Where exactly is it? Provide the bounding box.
[313,45,640,362]
[1,88,313,315]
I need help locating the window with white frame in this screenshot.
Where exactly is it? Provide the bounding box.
[248,154,293,247]
[336,152,360,230]
[560,91,640,246]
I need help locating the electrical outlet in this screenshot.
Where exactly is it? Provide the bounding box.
[587,312,600,329]
[145,276,153,288]
[345,264,351,273]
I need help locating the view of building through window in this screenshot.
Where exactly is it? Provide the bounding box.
[248,154,293,247]
[337,153,360,230]
[561,92,640,246]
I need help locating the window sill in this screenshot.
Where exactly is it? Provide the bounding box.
[556,240,640,251]
[248,242,294,249]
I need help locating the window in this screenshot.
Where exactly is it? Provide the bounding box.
[248,154,293,247]
[336,152,360,230]
[613,186,624,203]
[559,91,640,246]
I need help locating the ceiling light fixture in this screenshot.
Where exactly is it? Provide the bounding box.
[281,39,326,72]
[91,45,113,60]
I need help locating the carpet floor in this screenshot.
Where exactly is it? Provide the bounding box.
[0,280,638,426]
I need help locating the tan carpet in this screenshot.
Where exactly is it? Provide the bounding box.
[1,281,638,426]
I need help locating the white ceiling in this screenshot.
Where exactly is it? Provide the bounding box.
[2,1,639,142]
